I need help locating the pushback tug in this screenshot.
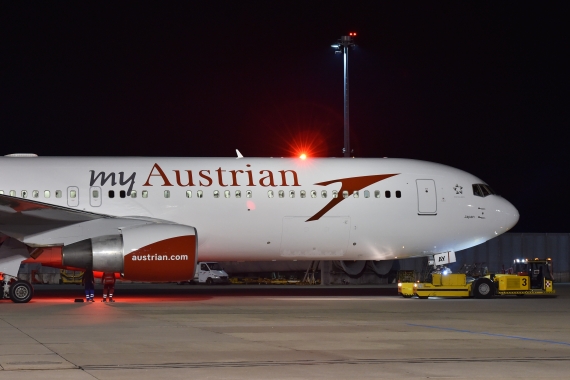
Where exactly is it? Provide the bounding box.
[398,257,555,299]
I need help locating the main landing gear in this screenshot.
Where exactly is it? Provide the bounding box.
[1,274,34,303]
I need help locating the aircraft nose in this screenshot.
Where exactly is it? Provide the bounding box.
[501,198,519,231]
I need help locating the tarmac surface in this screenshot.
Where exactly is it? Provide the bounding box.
[1,283,569,379]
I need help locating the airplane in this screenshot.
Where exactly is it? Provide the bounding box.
[0,153,519,302]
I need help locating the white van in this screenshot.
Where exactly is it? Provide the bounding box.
[194,262,230,284]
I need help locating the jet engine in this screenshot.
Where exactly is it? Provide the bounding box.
[62,224,197,282]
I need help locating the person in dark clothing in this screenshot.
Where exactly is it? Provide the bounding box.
[101,272,116,302]
[82,269,95,302]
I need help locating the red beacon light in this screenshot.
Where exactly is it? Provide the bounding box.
[349,32,357,37]
[299,153,307,160]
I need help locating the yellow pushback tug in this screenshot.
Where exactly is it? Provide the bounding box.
[398,258,555,299]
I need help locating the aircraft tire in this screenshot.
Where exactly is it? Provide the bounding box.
[206,278,213,285]
[9,280,33,303]
[473,278,495,299]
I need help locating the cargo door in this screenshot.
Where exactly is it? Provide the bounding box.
[416,179,437,215]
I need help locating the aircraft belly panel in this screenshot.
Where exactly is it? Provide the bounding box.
[280,216,350,258]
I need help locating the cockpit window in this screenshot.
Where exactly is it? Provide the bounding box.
[473,184,496,197]
[472,185,483,197]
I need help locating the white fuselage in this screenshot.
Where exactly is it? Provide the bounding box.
[0,157,519,261]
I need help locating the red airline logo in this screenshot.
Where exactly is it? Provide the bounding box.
[307,174,399,221]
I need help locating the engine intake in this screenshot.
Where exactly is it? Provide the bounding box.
[62,235,124,272]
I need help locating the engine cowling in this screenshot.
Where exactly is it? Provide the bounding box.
[62,224,197,282]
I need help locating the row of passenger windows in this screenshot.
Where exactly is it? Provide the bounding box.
[0,190,65,199]
[472,184,496,198]
[265,189,401,199]
[0,189,402,200]
[109,189,402,199]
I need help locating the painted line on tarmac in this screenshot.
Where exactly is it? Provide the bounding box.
[266,297,385,301]
[406,323,570,347]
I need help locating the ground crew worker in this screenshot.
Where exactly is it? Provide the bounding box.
[82,269,95,302]
[102,272,116,302]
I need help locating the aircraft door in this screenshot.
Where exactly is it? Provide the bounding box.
[90,186,102,207]
[416,179,437,215]
[67,186,79,207]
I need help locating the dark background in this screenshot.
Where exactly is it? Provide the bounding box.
[1,1,568,232]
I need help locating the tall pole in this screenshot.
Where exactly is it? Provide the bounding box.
[332,33,356,157]
[342,37,350,158]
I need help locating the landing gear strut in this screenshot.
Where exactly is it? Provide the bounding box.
[1,274,34,303]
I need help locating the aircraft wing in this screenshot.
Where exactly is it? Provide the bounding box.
[0,194,105,241]
[0,194,165,247]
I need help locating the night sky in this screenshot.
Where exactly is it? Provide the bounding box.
[1,2,568,232]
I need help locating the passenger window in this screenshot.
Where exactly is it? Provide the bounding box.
[92,190,99,198]
[186,190,192,198]
[164,190,170,198]
[300,190,306,198]
[56,190,62,198]
[108,190,115,198]
[364,190,370,198]
[310,190,317,198]
[321,190,327,198]
[224,190,230,198]
[44,190,50,198]
[472,184,483,197]
[131,190,137,198]
[22,190,28,198]
[268,190,274,198]
[342,190,348,199]
[197,190,203,198]
[385,191,391,198]
[374,190,380,198]
[396,190,401,198]
[353,191,359,198]
[332,190,338,198]
[246,190,252,198]
[142,190,148,198]
[10,190,16,196]
[120,190,126,198]
[235,190,242,198]
[289,190,295,198]
[213,190,219,198]
[32,190,39,198]
[278,190,284,198]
